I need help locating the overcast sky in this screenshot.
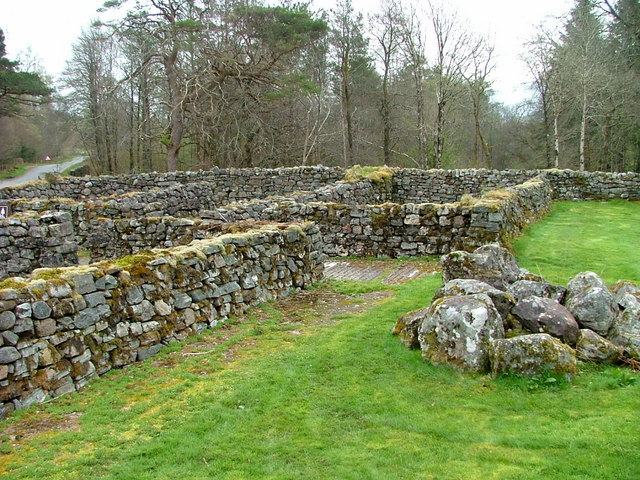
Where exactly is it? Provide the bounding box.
[2,0,574,105]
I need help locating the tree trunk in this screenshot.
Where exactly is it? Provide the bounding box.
[164,47,183,172]
[553,110,561,169]
[579,88,588,171]
[381,67,391,164]
[341,55,354,167]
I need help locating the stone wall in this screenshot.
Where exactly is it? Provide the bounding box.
[0,212,78,280]
[0,223,323,417]
[78,178,551,259]
[0,166,344,201]
[392,168,640,203]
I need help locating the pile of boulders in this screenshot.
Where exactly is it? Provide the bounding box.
[393,244,640,377]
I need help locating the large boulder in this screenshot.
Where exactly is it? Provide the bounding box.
[441,244,531,290]
[564,272,618,336]
[489,334,578,377]
[607,293,640,360]
[418,294,505,373]
[511,296,579,345]
[611,280,640,305]
[576,329,622,363]
[392,307,429,349]
[433,279,515,320]
[507,279,566,303]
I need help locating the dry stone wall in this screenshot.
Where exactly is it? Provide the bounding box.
[0,223,323,418]
[0,166,343,201]
[392,168,640,203]
[0,212,78,280]
[79,178,551,259]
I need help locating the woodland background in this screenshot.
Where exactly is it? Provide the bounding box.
[1,0,639,174]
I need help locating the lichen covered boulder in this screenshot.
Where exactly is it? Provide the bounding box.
[441,243,530,290]
[418,294,505,372]
[433,278,515,320]
[576,329,622,363]
[489,334,578,377]
[564,272,618,335]
[392,307,429,349]
[511,296,579,345]
[507,279,566,303]
[607,293,640,359]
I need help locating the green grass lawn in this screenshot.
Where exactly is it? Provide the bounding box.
[514,200,640,285]
[0,201,639,479]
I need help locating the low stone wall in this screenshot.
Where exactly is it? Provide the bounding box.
[0,223,324,418]
[0,212,78,280]
[77,178,551,260]
[544,170,640,200]
[392,168,640,203]
[0,166,344,201]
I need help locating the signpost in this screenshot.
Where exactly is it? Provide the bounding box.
[0,203,10,219]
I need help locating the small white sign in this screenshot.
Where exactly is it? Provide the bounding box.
[0,204,10,219]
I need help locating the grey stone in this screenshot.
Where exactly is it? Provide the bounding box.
[137,343,163,361]
[130,300,155,322]
[74,308,102,329]
[0,346,21,364]
[32,301,53,320]
[489,334,578,377]
[154,300,172,316]
[95,275,118,290]
[173,292,192,310]
[434,278,515,320]
[565,272,617,335]
[418,294,505,372]
[512,296,579,345]
[507,279,566,303]
[15,303,32,319]
[125,285,144,305]
[608,293,640,359]
[84,291,106,308]
[73,273,96,295]
[441,244,527,290]
[0,311,16,330]
[576,329,622,363]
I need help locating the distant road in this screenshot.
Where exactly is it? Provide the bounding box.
[0,156,85,189]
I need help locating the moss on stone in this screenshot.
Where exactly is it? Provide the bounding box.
[344,165,394,185]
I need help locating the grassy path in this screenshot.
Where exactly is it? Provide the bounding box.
[0,202,639,479]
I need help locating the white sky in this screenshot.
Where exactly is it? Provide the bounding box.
[1,0,573,105]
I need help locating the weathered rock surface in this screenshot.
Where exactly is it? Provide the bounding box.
[489,334,578,377]
[393,308,429,349]
[507,279,566,303]
[607,293,640,359]
[441,244,530,290]
[575,329,622,363]
[564,272,618,335]
[418,294,505,372]
[511,296,579,345]
[434,279,515,320]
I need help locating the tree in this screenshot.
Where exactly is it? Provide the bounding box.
[429,2,474,168]
[0,29,51,117]
[330,0,372,166]
[398,2,428,168]
[370,0,401,164]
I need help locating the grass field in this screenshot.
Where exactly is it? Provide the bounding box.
[0,201,639,479]
[514,200,640,285]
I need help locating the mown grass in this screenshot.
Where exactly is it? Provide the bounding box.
[0,201,639,479]
[514,200,640,284]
